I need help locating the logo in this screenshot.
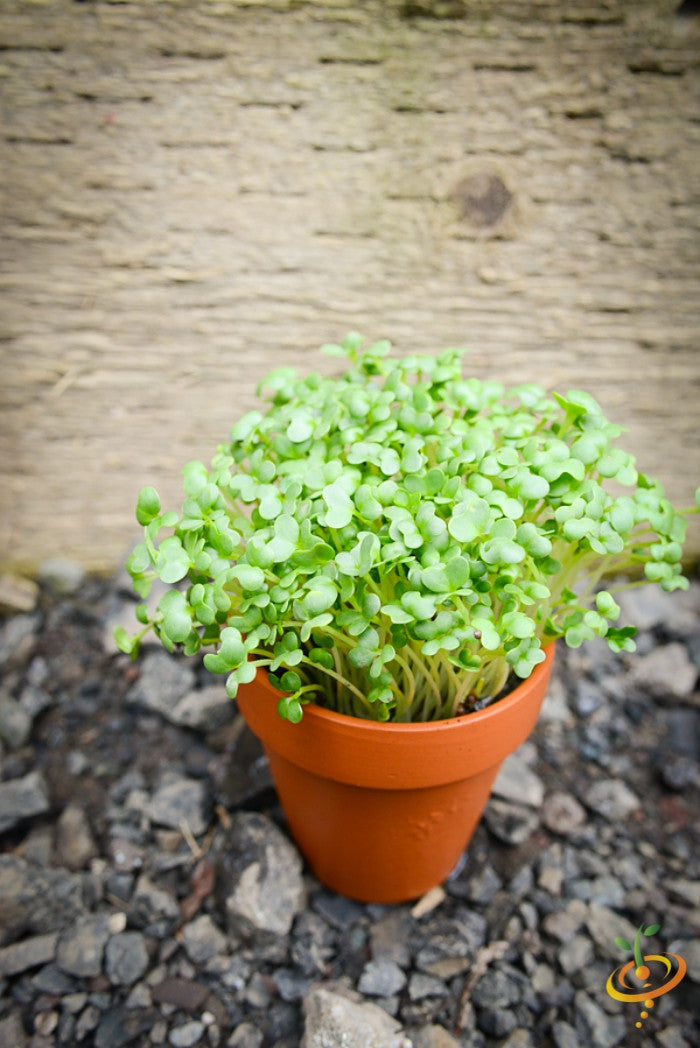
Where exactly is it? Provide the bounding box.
[605,922,687,1029]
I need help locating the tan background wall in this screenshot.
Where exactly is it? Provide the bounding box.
[1,0,699,574]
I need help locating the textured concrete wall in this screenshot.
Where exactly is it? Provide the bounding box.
[1,0,698,572]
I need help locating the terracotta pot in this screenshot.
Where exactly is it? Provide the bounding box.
[235,644,555,903]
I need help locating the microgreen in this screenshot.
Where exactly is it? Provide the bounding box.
[119,334,699,723]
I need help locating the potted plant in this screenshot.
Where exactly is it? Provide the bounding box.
[118,334,698,902]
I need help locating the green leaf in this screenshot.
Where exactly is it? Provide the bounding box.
[643,924,660,937]
[231,564,266,591]
[288,413,314,443]
[322,481,354,529]
[136,486,161,526]
[615,937,632,952]
[114,626,136,655]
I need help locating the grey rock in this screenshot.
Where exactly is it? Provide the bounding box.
[75,1005,102,1041]
[0,614,37,670]
[0,855,85,945]
[105,931,149,985]
[93,1006,158,1048]
[668,938,700,981]
[171,683,234,731]
[0,696,33,749]
[218,812,306,939]
[148,775,211,837]
[19,683,52,721]
[129,874,180,932]
[542,900,587,944]
[484,798,540,845]
[471,968,521,1009]
[272,967,314,1002]
[627,643,697,701]
[168,1021,205,1048]
[369,909,413,967]
[542,791,587,835]
[180,914,227,964]
[573,990,626,1048]
[358,958,407,997]
[0,1012,28,1048]
[0,573,39,614]
[126,651,196,721]
[227,1023,264,1048]
[657,1027,691,1048]
[409,1026,463,1048]
[558,933,594,976]
[586,903,638,958]
[583,778,639,821]
[492,750,544,807]
[551,1021,582,1048]
[55,803,98,871]
[56,913,111,977]
[407,972,449,1001]
[0,932,58,976]
[476,1005,517,1038]
[0,770,50,832]
[501,1033,534,1048]
[301,984,407,1048]
[38,557,86,595]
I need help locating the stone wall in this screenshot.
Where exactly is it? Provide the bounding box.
[1,0,698,571]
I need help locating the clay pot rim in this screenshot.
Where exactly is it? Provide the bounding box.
[236,642,556,789]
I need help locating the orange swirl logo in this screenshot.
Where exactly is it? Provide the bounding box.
[605,923,687,1029]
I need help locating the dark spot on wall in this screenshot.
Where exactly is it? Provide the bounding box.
[451,173,513,228]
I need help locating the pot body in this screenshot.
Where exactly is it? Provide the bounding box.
[235,645,555,903]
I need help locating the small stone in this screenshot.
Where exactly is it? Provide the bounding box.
[0,613,36,670]
[0,696,33,749]
[126,652,196,721]
[484,798,539,845]
[55,803,98,871]
[217,812,306,939]
[492,751,544,807]
[180,914,227,964]
[627,643,697,701]
[551,1021,582,1048]
[657,1027,691,1048]
[573,990,626,1047]
[0,932,58,976]
[169,1021,205,1048]
[358,959,407,997]
[0,855,85,946]
[558,933,594,976]
[149,775,211,837]
[105,931,149,985]
[407,973,448,1001]
[56,914,111,977]
[0,770,50,832]
[542,791,586,835]
[94,1006,157,1048]
[668,938,700,980]
[542,900,587,944]
[370,910,414,966]
[409,1025,462,1048]
[38,557,86,596]
[301,984,407,1048]
[227,1022,264,1048]
[501,1032,534,1048]
[586,903,638,958]
[0,574,39,613]
[471,968,521,1009]
[583,778,640,821]
[151,977,211,1011]
[476,1005,517,1038]
[75,1006,101,1041]
[0,1012,27,1048]
[171,684,234,731]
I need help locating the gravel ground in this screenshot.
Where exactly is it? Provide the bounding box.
[0,564,698,1048]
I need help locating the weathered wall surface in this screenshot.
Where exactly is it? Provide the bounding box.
[1,0,699,572]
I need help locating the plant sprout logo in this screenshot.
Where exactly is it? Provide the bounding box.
[605,922,687,1029]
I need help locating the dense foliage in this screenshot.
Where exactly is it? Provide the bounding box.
[119,335,697,722]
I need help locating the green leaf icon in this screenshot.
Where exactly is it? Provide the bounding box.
[615,937,632,951]
[643,924,660,937]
